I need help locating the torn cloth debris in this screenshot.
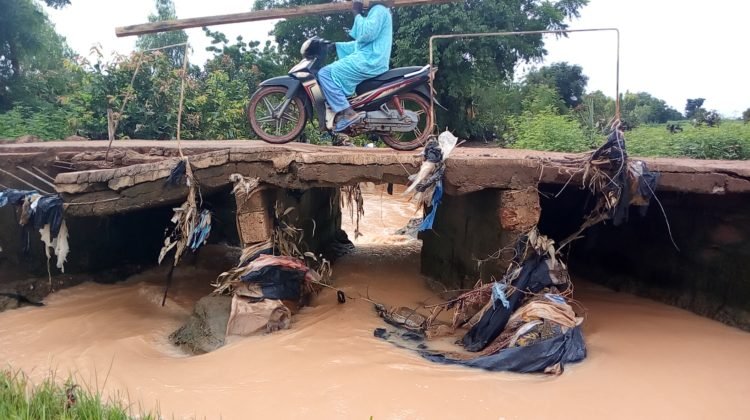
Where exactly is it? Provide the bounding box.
[226,296,291,337]
[1,188,69,272]
[420,325,586,374]
[461,254,557,352]
[418,180,442,232]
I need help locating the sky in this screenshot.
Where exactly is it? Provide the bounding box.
[45,0,749,117]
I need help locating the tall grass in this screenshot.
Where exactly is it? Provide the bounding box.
[507,111,750,160]
[626,121,750,160]
[0,369,158,420]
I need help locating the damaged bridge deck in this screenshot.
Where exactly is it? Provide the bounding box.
[1,140,750,216]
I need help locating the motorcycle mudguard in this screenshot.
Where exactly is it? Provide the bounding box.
[413,84,446,110]
[257,76,313,120]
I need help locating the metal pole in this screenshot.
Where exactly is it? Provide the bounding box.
[428,28,621,133]
[16,166,57,190]
[0,168,52,194]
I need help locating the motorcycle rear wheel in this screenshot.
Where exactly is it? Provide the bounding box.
[248,86,307,144]
[379,93,433,151]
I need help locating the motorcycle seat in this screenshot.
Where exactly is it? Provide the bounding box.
[355,66,425,95]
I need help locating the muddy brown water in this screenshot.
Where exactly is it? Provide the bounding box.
[1,184,749,419]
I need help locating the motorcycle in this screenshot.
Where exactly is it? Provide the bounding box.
[246,37,438,151]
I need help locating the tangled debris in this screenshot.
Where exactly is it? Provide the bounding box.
[404,130,458,232]
[0,189,69,275]
[158,158,213,305]
[210,174,333,339]
[374,125,663,374]
[340,184,365,239]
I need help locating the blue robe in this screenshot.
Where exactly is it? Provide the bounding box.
[329,4,393,97]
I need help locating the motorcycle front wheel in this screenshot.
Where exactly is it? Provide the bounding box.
[247,86,307,144]
[379,93,433,151]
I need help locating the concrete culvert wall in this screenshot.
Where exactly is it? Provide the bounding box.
[537,184,750,330]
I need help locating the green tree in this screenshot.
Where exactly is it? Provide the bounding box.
[743,108,750,124]
[524,62,588,108]
[136,0,189,67]
[618,91,682,127]
[43,0,71,7]
[256,0,587,138]
[0,0,74,110]
[181,29,284,139]
[685,98,705,119]
[522,84,566,114]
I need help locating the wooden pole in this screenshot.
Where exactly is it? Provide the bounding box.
[116,0,457,37]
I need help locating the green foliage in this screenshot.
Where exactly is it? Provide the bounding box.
[0,105,72,139]
[254,0,354,68]
[693,109,721,127]
[42,0,71,8]
[0,369,157,419]
[524,62,588,108]
[743,108,750,124]
[626,121,750,160]
[135,0,189,67]
[0,0,74,111]
[394,0,587,138]
[65,51,187,140]
[618,91,683,128]
[183,31,284,139]
[522,84,567,115]
[469,81,523,143]
[685,98,705,119]
[507,107,591,153]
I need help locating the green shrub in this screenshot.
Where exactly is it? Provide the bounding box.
[0,105,73,140]
[508,108,592,153]
[625,121,750,160]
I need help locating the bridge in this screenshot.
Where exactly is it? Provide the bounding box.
[1,140,749,329]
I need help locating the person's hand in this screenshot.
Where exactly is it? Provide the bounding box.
[351,1,363,15]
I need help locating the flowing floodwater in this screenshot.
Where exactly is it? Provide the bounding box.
[1,183,750,419]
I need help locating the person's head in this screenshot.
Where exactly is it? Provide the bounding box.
[351,0,366,14]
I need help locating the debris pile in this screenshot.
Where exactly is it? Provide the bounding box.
[374,125,662,374]
[404,130,458,232]
[209,174,331,339]
[0,189,69,273]
[375,228,584,374]
[157,158,213,305]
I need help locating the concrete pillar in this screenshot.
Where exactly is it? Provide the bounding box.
[234,188,274,246]
[420,188,540,290]
[234,186,347,258]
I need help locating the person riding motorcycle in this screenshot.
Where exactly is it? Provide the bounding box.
[317,0,393,132]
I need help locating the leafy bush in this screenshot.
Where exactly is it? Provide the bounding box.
[507,108,592,153]
[0,105,72,140]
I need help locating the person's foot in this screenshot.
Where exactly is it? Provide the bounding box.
[334,112,365,132]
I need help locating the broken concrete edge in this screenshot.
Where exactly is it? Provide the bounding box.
[52,145,750,194]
